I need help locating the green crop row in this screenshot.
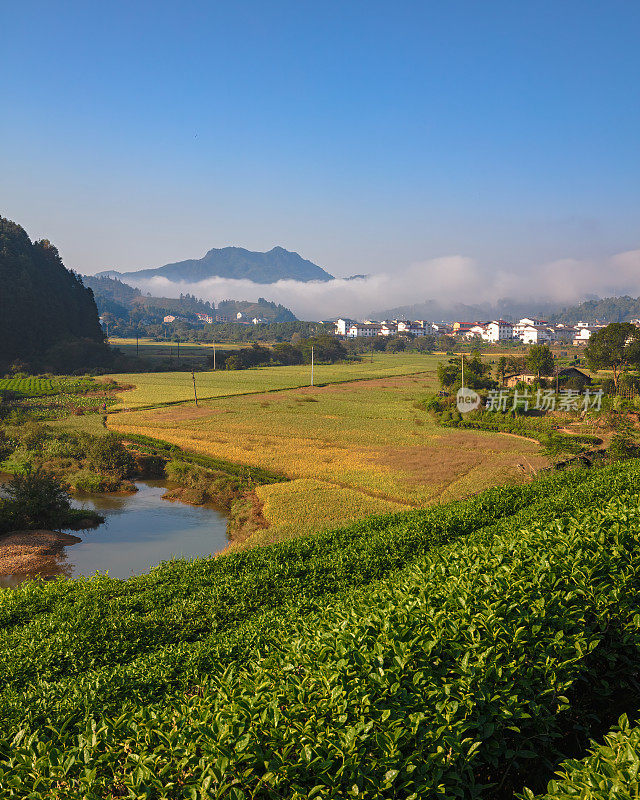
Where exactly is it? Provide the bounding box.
[2,468,640,797]
[0,376,99,399]
[523,714,640,799]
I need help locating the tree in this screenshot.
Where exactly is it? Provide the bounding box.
[2,468,71,530]
[495,356,509,386]
[437,351,495,391]
[526,344,555,379]
[585,322,640,389]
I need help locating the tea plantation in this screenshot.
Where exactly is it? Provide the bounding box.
[2,462,640,797]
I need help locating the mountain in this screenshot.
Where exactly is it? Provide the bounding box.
[0,217,109,372]
[101,246,334,284]
[548,295,640,324]
[371,298,568,322]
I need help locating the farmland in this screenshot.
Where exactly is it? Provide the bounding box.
[108,337,247,363]
[2,461,640,797]
[104,352,446,408]
[110,368,547,541]
[0,376,97,397]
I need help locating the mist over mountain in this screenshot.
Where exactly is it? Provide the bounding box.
[371,298,565,322]
[99,246,334,285]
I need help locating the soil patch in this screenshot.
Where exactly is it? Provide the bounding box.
[0,530,82,576]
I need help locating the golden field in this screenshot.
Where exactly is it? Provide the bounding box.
[109,363,548,544]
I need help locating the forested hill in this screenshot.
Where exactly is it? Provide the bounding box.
[0,217,109,373]
[100,245,334,284]
[549,295,640,324]
[83,274,297,324]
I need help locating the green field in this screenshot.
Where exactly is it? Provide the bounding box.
[105,353,444,408]
[2,461,640,798]
[0,377,96,398]
[108,337,246,364]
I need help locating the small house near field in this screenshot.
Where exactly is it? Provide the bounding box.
[557,367,591,389]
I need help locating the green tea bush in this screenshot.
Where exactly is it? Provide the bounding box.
[2,461,640,798]
[3,478,640,796]
[524,715,640,799]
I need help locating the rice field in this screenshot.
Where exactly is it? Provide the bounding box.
[103,353,444,408]
[110,368,548,543]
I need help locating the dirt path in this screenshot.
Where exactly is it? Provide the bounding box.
[0,530,81,576]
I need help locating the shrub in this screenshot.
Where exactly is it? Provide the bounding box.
[81,433,135,477]
[1,467,70,530]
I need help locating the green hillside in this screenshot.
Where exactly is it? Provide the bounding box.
[3,461,640,797]
[0,217,109,373]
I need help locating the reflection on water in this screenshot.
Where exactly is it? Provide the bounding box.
[0,480,229,587]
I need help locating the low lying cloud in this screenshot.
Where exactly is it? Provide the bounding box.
[125,249,640,320]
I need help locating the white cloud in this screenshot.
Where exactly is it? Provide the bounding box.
[124,249,640,319]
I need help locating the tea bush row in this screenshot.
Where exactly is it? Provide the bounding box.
[0,461,638,742]
[3,484,640,797]
[0,464,625,697]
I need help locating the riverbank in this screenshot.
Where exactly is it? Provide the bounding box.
[1,480,230,585]
[0,529,82,575]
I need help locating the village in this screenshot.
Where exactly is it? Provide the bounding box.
[333,316,634,346]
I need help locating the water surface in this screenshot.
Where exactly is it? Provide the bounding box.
[0,480,228,587]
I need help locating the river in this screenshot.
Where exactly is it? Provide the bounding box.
[0,480,229,588]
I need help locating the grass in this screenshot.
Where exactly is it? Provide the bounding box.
[110,370,548,542]
[103,353,445,408]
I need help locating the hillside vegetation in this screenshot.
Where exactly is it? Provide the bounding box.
[2,462,640,797]
[0,217,108,373]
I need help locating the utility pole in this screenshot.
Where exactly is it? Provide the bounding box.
[212,342,216,370]
[136,329,139,357]
[311,346,314,387]
[177,340,180,360]
[461,353,464,387]
[191,371,198,406]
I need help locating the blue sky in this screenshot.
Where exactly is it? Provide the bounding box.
[2,1,639,306]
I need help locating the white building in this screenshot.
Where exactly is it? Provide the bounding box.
[346,322,382,338]
[334,318,354,336]
[467,324,487,339]
[519,325,553,345]
[483,320,513,342]
[397,320,426,336]
[573,326,598,345]
[519,317,548,327]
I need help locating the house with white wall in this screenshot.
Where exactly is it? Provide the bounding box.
[483,320,513,342]
[346,322,382,338]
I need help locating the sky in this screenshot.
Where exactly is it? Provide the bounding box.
[2,1,640,317]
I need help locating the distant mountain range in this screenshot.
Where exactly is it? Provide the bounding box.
[372,295,640,324]
[99,246,334,284]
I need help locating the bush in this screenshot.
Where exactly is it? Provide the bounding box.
[0,467,70,531]
[525,715,640,799]
[80,433,135,477]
